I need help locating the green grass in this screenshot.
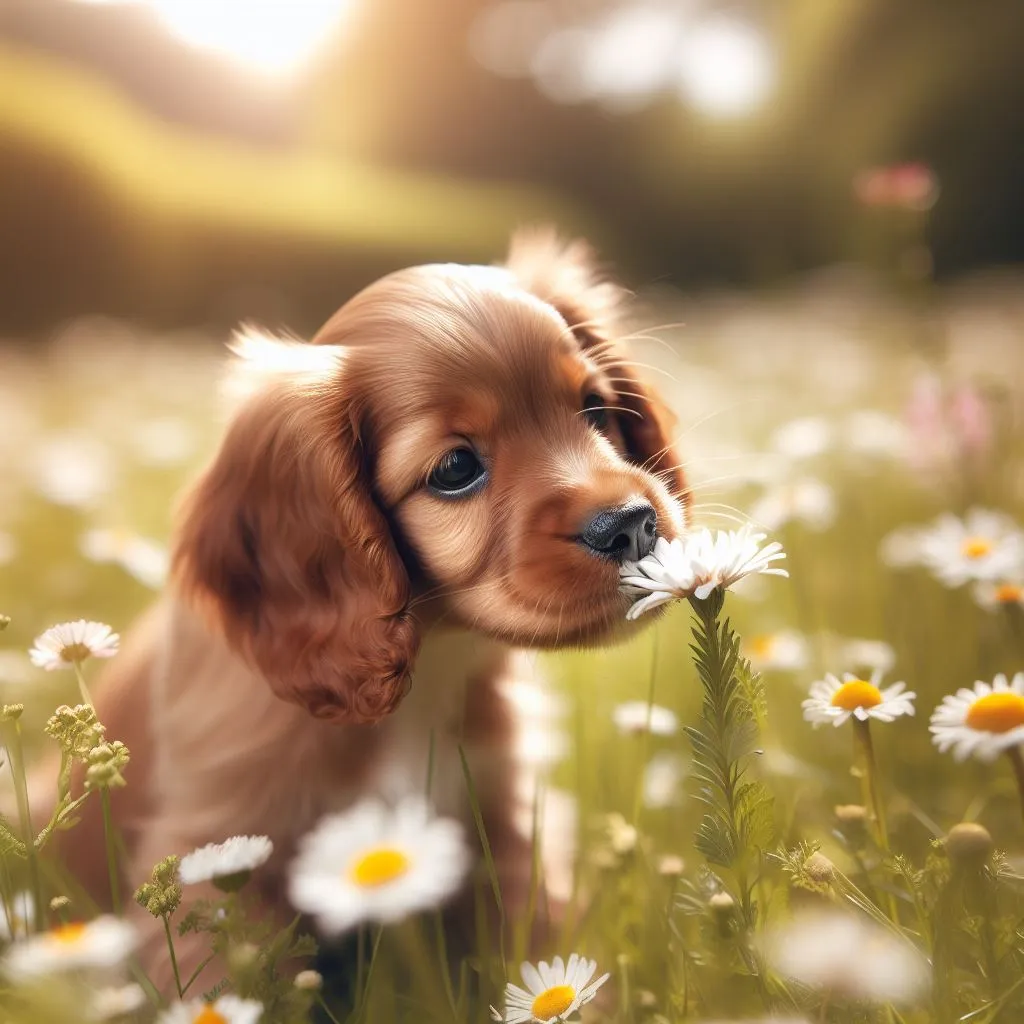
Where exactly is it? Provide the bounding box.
[1,273,1024,1021]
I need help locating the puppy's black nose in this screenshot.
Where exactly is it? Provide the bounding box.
[579,500,658,562]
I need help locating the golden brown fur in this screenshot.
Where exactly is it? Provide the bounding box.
[37,231,689,990]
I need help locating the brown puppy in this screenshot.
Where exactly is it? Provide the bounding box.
[42,230,689,989]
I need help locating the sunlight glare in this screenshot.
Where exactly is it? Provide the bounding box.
[76,0,353,76]
[678,16,775,118]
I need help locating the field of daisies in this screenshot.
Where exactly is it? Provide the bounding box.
[1,267,1023,1024]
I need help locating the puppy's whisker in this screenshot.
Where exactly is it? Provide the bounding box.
[600,387,650,403]
[575,405,644,421]
[602,358,680,384]
[689,500,752,518]
[688,509,753,527]
[614,330,685,356]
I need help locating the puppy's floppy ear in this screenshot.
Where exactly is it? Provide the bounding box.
[172,329,418,724]
[505,227,687,500]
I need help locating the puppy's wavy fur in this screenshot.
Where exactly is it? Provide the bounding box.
[35,231,689,989]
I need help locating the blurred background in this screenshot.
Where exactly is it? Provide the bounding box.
[2,0,1024,335]
[5,8,1024,1019]
[2,0,1024,832]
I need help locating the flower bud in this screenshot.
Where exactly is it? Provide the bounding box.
[945,822,993,866]
[295,970,324,992]
[834,804,867,823]
[85,739,129,790]
[656,854,685,876]
[229,942,260,973]
[0,703,24,723]
[605,813,638,855]
[709,891,735,913]
[134,856,182,917]
[805,851,836,883]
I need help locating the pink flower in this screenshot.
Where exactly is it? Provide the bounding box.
[853,163,939,211]
[904,374,993,477]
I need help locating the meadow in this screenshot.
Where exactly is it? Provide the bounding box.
[1,266,1023,1023]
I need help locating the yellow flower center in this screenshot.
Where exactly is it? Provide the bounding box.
[50,922,87,945]
[830,679,883,711]
[962,537,993,559]
[749,635,775,657]
[59,642,92,663]
[965,692,1024,734]
[350,847,410,888]
[531,984,576,1020]
[995,583,1023,604]
[192,1007,228,1024]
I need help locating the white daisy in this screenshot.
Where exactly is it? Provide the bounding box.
[129,416,195,466]
[889,508,1024,587]
[156,994,264,1024]
[612,701,678,736]
[878,525,926,569]
[90,983,147,1020]
[287,796,471,935]
[0,891,35,941]
[29,433,115,509]
[972,580,1024,612]
[642,751,686,809]
[770,417,833,460]
[29,620,120,671]
[836,638,896,675]
[763,909,929,1005]
[621,527,787,618]
[802,670,916,728]
[743,630,808,672]
[3,916,137,978]
[843,409,910,459]
[490,954,610,1023]
[80,528,169,589]
[930,673,1024,762]
[749,477,835,533]
[178,835,273,889]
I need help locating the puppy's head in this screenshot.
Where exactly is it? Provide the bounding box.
[173,231,688,724]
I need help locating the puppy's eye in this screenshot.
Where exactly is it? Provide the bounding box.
[582,393,610,430]
[428,447,486,495]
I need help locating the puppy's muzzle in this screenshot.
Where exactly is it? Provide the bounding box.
[578,499,657,562]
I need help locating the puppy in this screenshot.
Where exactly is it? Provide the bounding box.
[44,230,688,989]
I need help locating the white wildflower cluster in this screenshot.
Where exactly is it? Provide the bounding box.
[490,954,610,1023]
[803,671,917,728]
[287,796,471,935]
[763,910,930,1005]
[3,916,137,979]
[620,526,788,619]
[930,672,1024,763]
[881,507,1024,592]
[29,620,120,671]
[178,835,274,889]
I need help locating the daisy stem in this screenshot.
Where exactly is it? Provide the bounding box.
[316,995,345,1024]
[852,719,899,923]
[161,913,184,998]
[4,719,44,932]
[1005,746,1024,826]
[354,925,384,1023]
[852,719,889,851]
[99,787,122,914]
[71,660,94,708]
